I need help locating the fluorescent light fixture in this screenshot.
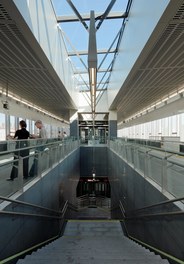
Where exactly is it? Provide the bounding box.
[90,67,96,87]
[90,69,96,97]
[1,91,64,122]
[88,10,97,114]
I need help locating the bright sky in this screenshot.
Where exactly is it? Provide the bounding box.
[51,0,129,91]
[52,0,128,50]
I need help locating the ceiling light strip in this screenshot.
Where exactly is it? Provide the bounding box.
[2,91,64,122]
[88,10,97,114]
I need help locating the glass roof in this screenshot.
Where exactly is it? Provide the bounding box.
[51,0,130,110]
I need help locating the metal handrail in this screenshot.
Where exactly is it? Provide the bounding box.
[119,201,126,217]
[128,235,184,264]
[95,195,109,199]
[0,210,61,219]
[0,142,55,156]
[0,200,69,264]
[0,195,62,215]
[0,151,38,170]
[112,138,184,157]
[118,200,184,264]
[77,194,89,199]
[0,138,76,156]
[77,197,89,202]
[119,201,129,236]
[0,235,59,264]
[126,210,184,220]
[120,196,184,219]
[61,200,68,217]
[127,196,184,214]
[119,197,184,220]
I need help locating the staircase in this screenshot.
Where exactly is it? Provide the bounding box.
[17,220,169,264]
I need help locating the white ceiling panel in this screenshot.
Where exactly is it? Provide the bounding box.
[110,0,184,123]
[0,0,77,121]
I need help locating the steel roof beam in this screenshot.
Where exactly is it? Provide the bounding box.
[68,48,116,56]
[80,88,107,93]
[66,0,89,31]
[73,69,111,74]
[96,0,116,30]
[98,28,121,71]
[57,12,127,23]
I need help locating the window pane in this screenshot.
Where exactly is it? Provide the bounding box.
[0,113,6,140]
[10,115,16,137]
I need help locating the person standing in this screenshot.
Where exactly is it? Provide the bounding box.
[58,131,61,139]
[7,120,30,181]
[62,131,67,139]
[29,120,47,177]
[32,120,47,139]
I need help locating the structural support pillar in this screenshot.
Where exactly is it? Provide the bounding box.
[69,110,79,140]
[109,111,117,139]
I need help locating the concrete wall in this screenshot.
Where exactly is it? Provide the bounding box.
[108,148,184,262]
[2,145,183,262]
[70,119,79,139]
[80,146,108,177]
[109,120,117,139]
[0,148,80,261]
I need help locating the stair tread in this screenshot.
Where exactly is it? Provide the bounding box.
[17,221,168,264]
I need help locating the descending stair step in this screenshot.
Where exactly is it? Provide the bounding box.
[27,252,163,259]
[17,259,169,264]
[17,220,169,264]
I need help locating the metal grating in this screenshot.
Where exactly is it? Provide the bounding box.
[0,3,11,20]
[173,3,184,20]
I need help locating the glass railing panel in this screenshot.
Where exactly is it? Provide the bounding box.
[166,155,184,198]
[0,141,8,151]
[109,138,184,200]
[126,144,134,164]
[0,138,79,199]
[0,156,20,196]
[147,155,162,185]
[121,144,127,159]
[59,143,64,161]
[136,148,146,174]
[53,145,57,166]
[166,163,184,197]
[28,151,38,179]
[80,136,107,145]
[40,149,50,173]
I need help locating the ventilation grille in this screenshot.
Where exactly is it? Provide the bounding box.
[173,3,184,20]
[0,2,75,118]
[0,3,11,20]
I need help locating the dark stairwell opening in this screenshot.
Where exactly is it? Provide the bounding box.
[69,146,111,220]
[74,176,111,219]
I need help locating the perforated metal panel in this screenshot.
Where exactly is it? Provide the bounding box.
[0,1,76,120]
[111,1,184,123]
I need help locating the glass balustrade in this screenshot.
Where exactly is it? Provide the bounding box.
[0,138,79,199]
[110,138,184,199]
